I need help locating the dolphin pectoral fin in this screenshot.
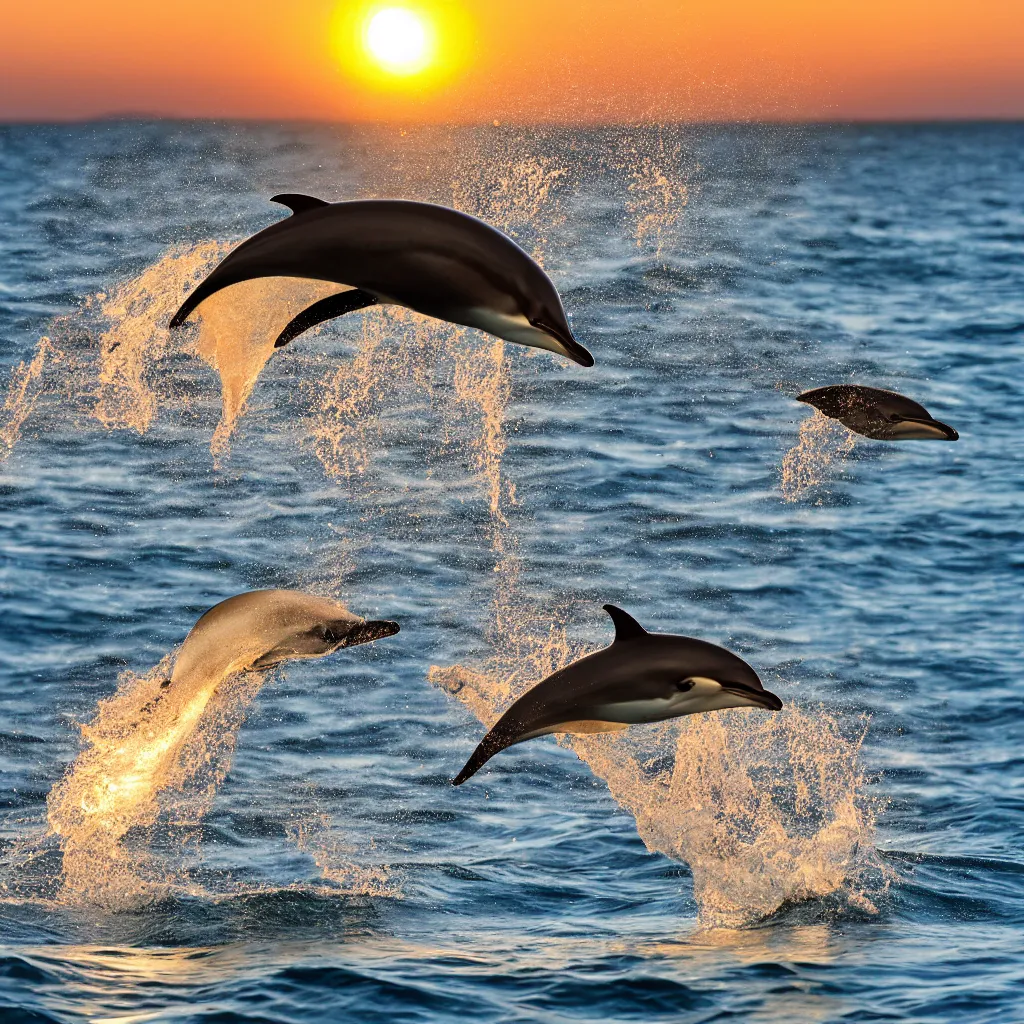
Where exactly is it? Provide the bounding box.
[603,604,649,643]
[274,290,380,348]
[269,193,331,216]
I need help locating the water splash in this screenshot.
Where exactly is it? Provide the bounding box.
[625,133,691,255]
[93,243,352,461]
[781,409,858,502]
[45,647,391,908]
[2,242,351,464]
[92,243,228,436]
[431,621,885,929]
[0,336,65,460]
[44,653,277,907]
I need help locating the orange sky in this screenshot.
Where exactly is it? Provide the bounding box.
[2,0,1023,122]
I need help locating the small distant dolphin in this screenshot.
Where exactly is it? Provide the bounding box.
[797,385,958,440]
[169,589,399,692]
[452,604,781,785]
[169,195,594,366]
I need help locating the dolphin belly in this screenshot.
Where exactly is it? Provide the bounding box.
[883,419,959,440]
[519,719,629,741]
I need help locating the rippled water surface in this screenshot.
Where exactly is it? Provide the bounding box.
[0,122,1021,1022]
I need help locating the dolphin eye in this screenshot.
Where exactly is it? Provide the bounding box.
[310,624,340,644]
[674,679,695,693]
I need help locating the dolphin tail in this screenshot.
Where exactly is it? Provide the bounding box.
[452,723,520,786]
[275,289,380,348]
[169,259,259,329]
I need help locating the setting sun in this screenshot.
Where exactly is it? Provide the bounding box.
[331,1,473,99]
[364,7,434,76]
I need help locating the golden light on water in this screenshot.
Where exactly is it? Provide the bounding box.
[332,2,472,94]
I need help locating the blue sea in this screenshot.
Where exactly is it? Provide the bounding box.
[0,121,1021,1022]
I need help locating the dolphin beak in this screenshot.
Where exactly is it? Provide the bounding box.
[339,620,400,647]
[723,682,783,711]
[529,318,595,367]
[920,418,959,441]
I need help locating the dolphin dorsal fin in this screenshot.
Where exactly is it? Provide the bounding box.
[270,193,330,216]
[603,604,648,642]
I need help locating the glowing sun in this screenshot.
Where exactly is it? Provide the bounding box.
[363,7,435,76]
[332,2,471,93]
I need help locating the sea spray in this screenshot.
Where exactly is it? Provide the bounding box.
[625,133,691,255]
[46,657,262,907]
[781,409,858,502]
[0,336,65,459]
[431,621,885,929]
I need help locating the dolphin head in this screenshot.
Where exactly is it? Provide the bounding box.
[464,296,594,367]
[874,416,959,441]
[327,617,401,649]
[642,643,784,715]
[520,270,594,367]
[593,607,783,721]
[249,610,399,669]
[462,255,594,367]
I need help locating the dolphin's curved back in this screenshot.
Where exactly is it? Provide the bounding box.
[797,384,958,440]
[170,199,567,331]
[798,385,931,423]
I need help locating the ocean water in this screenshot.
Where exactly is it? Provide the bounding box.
[0,120,1021,1022]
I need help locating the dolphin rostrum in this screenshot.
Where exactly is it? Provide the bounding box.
[169,589,400,691]
[169,195,594,366]
[797,385,958,440]
[452,604,781,786]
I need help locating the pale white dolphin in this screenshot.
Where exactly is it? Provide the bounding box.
[170,588,400,691]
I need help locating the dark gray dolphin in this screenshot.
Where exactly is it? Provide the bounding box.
[169,195,594,366]
[453,604,781,786]
[797,385,958,440]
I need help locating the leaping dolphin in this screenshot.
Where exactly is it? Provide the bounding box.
[71,591,399,834]
[452,604,781,786]
[797,385,958,440]
[170,588,400,690]
[169,195,594,366]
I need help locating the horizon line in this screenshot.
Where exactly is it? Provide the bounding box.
[2,114,1023,129]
